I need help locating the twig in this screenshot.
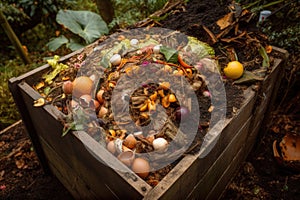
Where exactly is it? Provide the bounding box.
[202,25,218,44]
[0,139,31,161]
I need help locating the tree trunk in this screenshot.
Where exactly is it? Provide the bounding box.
[0,10,31,64]
[95,0,115,24]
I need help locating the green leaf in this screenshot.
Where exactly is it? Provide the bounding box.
[184,36,215,58]
[99,39,131,68]
[46,35,69,51]
[67,39,85,51]
[56,10,109,44]
[233,70,264,84]
[160,46,178,63]
[259,45,270,68]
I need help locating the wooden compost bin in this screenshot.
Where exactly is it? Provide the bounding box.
[9,47,287,199]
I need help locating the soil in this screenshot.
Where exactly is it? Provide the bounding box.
[1,0,299,199]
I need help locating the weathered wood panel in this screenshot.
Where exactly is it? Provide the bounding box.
[18,82,151,199]
[39,136,98,199]
[185,117,252,199]
[144,89,256,199]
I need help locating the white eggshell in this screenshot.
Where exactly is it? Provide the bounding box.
[153,45,161,54]
[130,39,139,46]
[110,54,121,66]
[152,137,168,152]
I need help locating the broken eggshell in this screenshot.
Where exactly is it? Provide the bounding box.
[117,151,135,167]
[110,54,122,66]
[107,140,116,154]
[152,137,168,152]
[72,76,93,98]
[123,134,137,149]
[273,133,300,172]
[131,157,150,179]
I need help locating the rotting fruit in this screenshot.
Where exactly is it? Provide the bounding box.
[223,61,244,79]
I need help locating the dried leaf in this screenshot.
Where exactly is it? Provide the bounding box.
[33,98,46,107]
[233,70,264,84]
[34,82,45,90]
[216,12,234,30]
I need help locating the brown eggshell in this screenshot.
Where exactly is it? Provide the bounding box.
[131,158,150,179]
[98,106,108,118]
[117,151,135,167]
[72,76,93,97]
[96,89,105,104]
[62,80,73,94]
[107,140,116,154]
[279,134,300,161]
[123,134,137,149]
[79,94,100,109]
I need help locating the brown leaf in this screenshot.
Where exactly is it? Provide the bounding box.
[217,12,234,30]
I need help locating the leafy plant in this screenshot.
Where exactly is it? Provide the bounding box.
[47,10,109,51]
[109,0,168,28]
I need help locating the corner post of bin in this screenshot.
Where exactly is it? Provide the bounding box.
[8,77,51,174]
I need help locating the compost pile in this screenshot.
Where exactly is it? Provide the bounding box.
[2,0,299,199]
[31,0,276,185]
[33,28,225,185]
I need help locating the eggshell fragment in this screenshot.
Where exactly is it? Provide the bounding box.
[110,54,122,66]
[117,151,135,167]
[123,134,137,149]
[72,76,93,97]
[107,140,116,154]
[62,81,73,94]
[131,158,150,179]
[153,138,168,152]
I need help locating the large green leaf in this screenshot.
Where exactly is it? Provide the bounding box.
[67,38,85,51]
[46,35,69,51]
[56,10,109,44]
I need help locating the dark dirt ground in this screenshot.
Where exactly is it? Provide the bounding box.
[1,0,299,199]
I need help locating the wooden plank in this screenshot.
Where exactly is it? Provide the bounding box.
[244,119,262,157]
[8,79,50,173]
[251,58,282,126]
[18,82,150,199]
[213,57,286,200]
[206,144,245,200]
[39,136,98,199]
[185,116,252,199]
[144,90,255,199]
